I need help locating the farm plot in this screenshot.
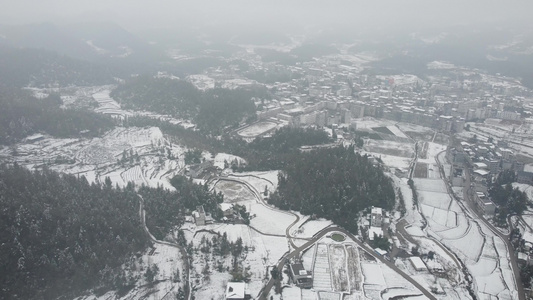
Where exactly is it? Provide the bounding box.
[77,144,117,165]
[317,291,341,300]
[313,244,333,291]
[364,152,411,171]
[346,245,362,291]
[420,205,457,228]
[237,121,277,138]
[414,162,428,178]
[248,202,296,236]
[434,213,470,240]
[413,178,448,193]
[364,140,414,158]
[92,89,127,117]
[301,289,316,300]
[417,191,451,210]
[361,263,386,286]
[443,222,484,263]
[328,244,349,292]
[121,165,145,185]
[214,180,256,203]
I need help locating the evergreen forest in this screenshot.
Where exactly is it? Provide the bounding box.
[0,164,149,299]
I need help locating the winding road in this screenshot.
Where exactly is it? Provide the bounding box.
[214,176,436,299]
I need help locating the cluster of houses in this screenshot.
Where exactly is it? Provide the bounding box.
[448,138,533,215]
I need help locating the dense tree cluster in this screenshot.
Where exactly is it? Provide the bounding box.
[125,118,333,171]
[237,127,332,170]
[140,176,224,240]
[269,146,395,233]
[490,170,528,225]
[111,76,201,119]
[0,87,116,144]
[0,164,149,299]
[491,183,528,224]
[111,76,265,134]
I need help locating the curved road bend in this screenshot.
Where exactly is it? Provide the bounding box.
[437,152,525,300]
[138,195,191,300]
[215,177,435,299]
[216,177,302,249]
[258,226,437,300]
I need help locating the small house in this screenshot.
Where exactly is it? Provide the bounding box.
[193,206,206,226]
[225,282,250,300]
[370,207,383,227]
[289,263,313,289]
[408,256,428,271]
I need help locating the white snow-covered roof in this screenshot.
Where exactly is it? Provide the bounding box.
[219,203,233,211]
[523,231,533,244]
[473,169,490,176]
[371,207,383,215]
[408,256,427,271]
[226,282,245,299]
[473,162,488,169]
[374,248,387,256]
[368,227,383,240]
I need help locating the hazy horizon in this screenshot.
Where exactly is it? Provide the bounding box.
[1,0,532,37]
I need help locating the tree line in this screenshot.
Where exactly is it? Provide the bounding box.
[110,76,267,135]
[0,87,116,145]
[0,164,149,299]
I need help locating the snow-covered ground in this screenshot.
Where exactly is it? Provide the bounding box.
[358,121,517,300]
[76,243,185,300]
[3,126,186,191]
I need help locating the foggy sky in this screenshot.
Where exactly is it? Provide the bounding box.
[1,0,532,35]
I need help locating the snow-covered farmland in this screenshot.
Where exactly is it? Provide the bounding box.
[364,139,415,158]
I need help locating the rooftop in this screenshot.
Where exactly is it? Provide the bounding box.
[226,282,245,300]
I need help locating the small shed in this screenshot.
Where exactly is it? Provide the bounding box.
[408,256,427,271]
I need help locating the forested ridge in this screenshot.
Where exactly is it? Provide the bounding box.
[269,146,395,233]
[111,76,265,134]
[0,87,116,145]
[0,164,149,299]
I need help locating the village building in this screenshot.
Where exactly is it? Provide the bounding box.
[370,207,383,227]
[288,263,313,289]
[408,256,428,271]
[225,282,250,300]
[193,206,206,226]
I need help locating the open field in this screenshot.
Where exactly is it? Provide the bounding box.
[214,180,256,203]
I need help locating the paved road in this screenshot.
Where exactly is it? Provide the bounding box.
[138,195,191,300]
[218,177,435,299]
[258,226,437,300]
